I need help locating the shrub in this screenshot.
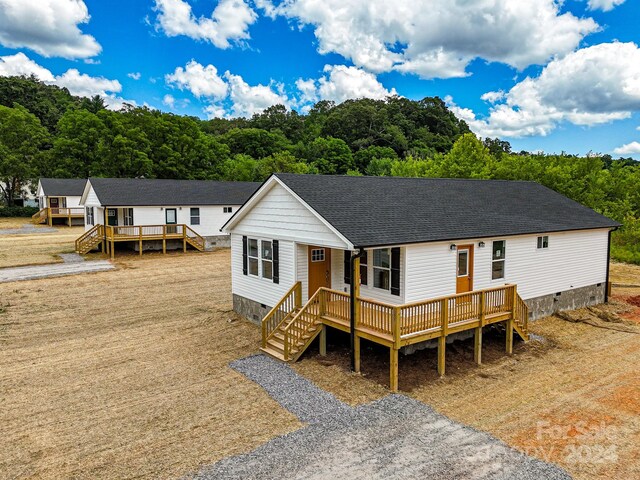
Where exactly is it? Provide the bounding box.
[0,206,40,217]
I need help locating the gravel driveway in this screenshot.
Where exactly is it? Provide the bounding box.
[191,355,570,480]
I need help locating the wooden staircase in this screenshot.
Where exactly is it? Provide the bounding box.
[513,292,530,341]
[75,225,103,254]
[184,225,206,251]
[31,208,48,224]
[260,282,325,362]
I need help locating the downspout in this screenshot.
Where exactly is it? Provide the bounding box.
[350,248,365,372]
[605,227,618,303]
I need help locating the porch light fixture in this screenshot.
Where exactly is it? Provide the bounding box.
[478,241,486,248]
[449,244,457,251]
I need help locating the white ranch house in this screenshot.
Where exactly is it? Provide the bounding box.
[76,178,258,256]
[33,178,86,226]
[223,173,619,391]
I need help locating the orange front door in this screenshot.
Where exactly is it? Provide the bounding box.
[308,246,331,297]
[456,244,474,293]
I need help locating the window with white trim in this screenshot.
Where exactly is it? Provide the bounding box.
[223,206,233,213]
[261,240,273,280]
[86,207,94,226]
[537,235,549,249]
[492,240,506,280]
[373,248,391,290]
[190,207,200,225]
[248,238,259,276]
[311,248,325,262]
[123,208,134,226]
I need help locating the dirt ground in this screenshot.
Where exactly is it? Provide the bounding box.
[0,217,35,229]
[1,229,639,480]
[0,251,300,479]
[295,262,640,480]
[0,221,84,268]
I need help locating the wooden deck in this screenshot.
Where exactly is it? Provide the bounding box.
[32,207,84,226]
[75,224,206,257]
[261,282,529,392]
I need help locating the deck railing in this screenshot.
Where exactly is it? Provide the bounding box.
[32,207,84,224]
[262,282,302,347]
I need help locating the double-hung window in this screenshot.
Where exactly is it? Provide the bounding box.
[86,207,94,226]
[123,208,134,226]
[373,248,391,290]
[223,206,233,213]
[190,207,200,225]
[261,240,273,280]
[247,238,273,280]
[492,240,506,280]
[537,235,549,249]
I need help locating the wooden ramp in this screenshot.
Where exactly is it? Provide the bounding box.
[261,283,529,392]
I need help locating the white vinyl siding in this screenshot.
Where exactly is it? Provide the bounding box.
[229,183,349,249]
[404,229,610,303]
[231,233,295,308]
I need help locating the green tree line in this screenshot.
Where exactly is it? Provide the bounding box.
[0,76,638,263]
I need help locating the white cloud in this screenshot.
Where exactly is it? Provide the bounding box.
[448,42,640,138]
[163,94,175,108]
[154,0,257,49]
[587,0,626,12]
[613,141,640,156]
[165,60,228,99]
[296,65,396,107]
[480,90,505,104]
[0,52,132,110]
[224,72,288,118]
[0,52,55,81]
[0,0,100,59]
[128,72,141,80]
[261,0,599,79]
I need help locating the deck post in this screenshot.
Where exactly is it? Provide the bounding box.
[390,347,398,392]
[354,335,361,373]
[183,227,187,253]
[319,325,326,356]
[67,211,71,226]
[111,237,115,260]
[438,336,446,376]
[474,327,482,365]
[139,226,143,256]
[48,208,52,227]
[162,226,167,254]
[506,318,514,355]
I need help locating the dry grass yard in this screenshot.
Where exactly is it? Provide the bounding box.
[0,251,300,479]
[0,223,84,268]
[1,226,638,480]
[0,217,34,229]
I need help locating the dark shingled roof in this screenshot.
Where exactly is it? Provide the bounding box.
[89,178,260,206]
[275,173,620,247]
[40,178,86,197]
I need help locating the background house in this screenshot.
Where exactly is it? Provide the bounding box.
[223,174,619,323]
[34,178,86,225]
[80,178,259,251]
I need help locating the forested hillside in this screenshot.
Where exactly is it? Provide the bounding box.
[0,76,638,263]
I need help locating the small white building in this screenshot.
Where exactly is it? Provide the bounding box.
[78,178,258,252]
[34,178,86,225]
[223,173,619,387]
[224,173,619,322]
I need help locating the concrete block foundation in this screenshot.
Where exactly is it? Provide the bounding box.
[233,294,272,325]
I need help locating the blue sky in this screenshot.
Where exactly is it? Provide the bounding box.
[0,0,639,157]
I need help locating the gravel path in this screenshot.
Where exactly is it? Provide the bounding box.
[0,224,58,235]
[0,260,113,283]
[192,354,570,480]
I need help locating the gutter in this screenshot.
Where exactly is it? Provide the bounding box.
[605,226,618,303]
[349,248,365,372]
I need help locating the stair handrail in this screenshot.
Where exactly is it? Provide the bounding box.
[514,292,529,333]
[283,288,324,360]
[31,207,48,223]
[184,225,205,249]
[261,281,301,347]
[75,224,101,252]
